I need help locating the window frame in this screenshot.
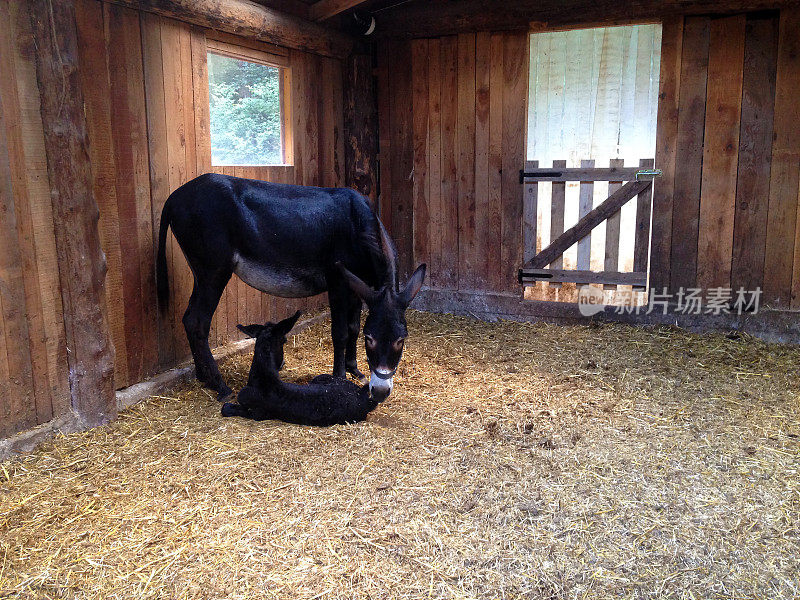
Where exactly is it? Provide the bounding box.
[206,35,293,166]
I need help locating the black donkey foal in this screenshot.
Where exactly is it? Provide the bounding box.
[221,311,383,426]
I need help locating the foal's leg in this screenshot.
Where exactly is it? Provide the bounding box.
[345,294,365,380]
[183,270,232,399]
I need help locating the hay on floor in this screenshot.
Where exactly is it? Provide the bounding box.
[0,310,799,599]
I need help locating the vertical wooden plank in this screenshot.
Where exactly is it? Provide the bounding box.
[161,18,190,359]
[501,32,528,293]
[604,158,624,287]
[764,10,800,307]
[411,39,430,276]
[474,31,491,289]
[0,296,10,430]
[7,1,70,415]
[106,2,146,385]
[549,160,567,274]
[343,53,375,197]
[487,33,504,292]
[141,12,175,367]
[303,54,321,186]
[124,9,158,377]
[670,16,710,293]
[634,158,655,287]
[0,53,36,436]
[577,159,595,273]
[427,38,442,290]
[523,161,539,266]
[439,36,459,290]
[390,39,414,280]
[290,49,305,187]
[318,57,333,186]
[376,41,392,233]
[732,13,778,296]
[331,59,345,188]
[0,0,55,424]
[75,0,129,388]
[178,22,197,350]
[651,16,683,293]
[697,15,746,292]
[190,26,217,347]
[319,57,340,187]
[457,33,476,291]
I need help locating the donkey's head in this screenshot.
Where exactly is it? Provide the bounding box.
[337,225,426,402]
[237,311,302,374]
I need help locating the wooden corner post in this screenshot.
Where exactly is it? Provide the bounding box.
[344,52,378,203]
[28,0,116,427]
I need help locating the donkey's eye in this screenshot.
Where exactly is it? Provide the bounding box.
[365,335,377,350]
[393,337,405,351]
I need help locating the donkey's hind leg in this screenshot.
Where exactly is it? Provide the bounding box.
[183,270,232,399]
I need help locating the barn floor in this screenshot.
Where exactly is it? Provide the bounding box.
[1,311,799,599]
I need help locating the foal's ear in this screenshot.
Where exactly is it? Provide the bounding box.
[237,323,265,339]
[274,310,302,337]
[398,263,426,307]
[336,262,379,304]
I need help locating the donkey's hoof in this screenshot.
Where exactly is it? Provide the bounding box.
[216,383,234,402]
[221,402,240,417]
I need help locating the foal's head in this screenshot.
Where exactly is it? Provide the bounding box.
[237,311,302,376]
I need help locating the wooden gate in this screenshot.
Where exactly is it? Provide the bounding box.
[519,158,660,291]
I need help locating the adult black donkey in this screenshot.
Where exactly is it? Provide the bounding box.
[156,173,426,401]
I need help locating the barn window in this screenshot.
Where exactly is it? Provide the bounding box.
[207,39,291,166]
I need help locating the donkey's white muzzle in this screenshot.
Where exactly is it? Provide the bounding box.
[369,369,394,402]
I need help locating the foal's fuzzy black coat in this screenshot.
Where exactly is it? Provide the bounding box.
[221,312,382,426]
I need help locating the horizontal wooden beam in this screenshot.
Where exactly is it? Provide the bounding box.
[519,268,647,287]
[521,165,650,182]
[527,179,651,269]
[310,0,369,21]
[103,0,355,58]
[374,0,796,39]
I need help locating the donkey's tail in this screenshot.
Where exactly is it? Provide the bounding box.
[156,200,171,311]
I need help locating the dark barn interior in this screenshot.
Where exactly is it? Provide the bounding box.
[0,0,799,597]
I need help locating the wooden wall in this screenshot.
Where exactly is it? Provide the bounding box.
[652,9,800,309]
[381,8,800,314]
[0,0,72,437]
[377,33,529,293]
[73,0,341,390]
[0,0,344,436]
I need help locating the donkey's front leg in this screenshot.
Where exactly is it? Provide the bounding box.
[345,294,365,381]
[328,289,350,379]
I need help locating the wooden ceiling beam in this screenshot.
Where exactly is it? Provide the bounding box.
[103,0,354,58]
[374,0,799,38]
[310,0,370,21]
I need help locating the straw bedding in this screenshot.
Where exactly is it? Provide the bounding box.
[1,310,798,599]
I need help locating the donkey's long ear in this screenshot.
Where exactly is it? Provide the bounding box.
[274,310,302,337]
[336,262,379,304]
[398,263,426,307]
[237,323,265,339]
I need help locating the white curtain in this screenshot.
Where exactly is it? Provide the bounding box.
[527,24,662,166]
